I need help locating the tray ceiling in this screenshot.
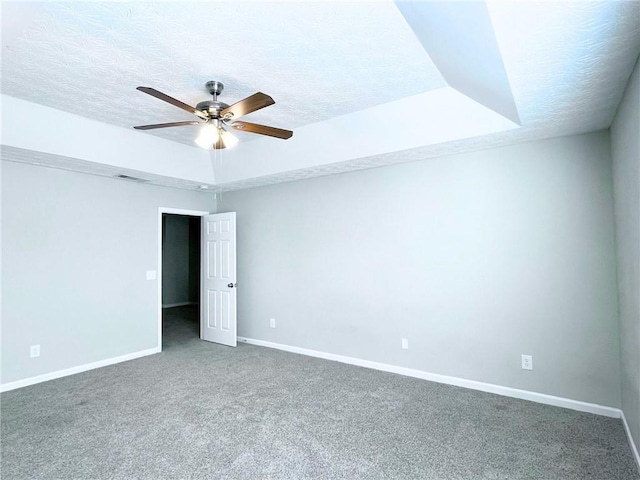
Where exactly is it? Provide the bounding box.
[2,1,640,192]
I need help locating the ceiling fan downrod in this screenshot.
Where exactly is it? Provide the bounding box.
[205,80,224,101]
[196,81,229,119]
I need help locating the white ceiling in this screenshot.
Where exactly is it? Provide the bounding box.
[1,1,446,145]
[1,1,640,192]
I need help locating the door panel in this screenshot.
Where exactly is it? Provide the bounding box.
[201,212,237,346]
[221,240,230,278]
[207,289,218,329]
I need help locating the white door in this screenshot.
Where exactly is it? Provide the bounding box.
[201,212,237,346]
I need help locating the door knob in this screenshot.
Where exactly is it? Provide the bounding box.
[227,283,236,288]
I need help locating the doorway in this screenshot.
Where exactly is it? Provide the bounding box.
[157,208,209,351]
[161,214,201,348]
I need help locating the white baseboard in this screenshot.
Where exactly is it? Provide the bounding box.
[162,302,197,308]
[621,411,640,471]
[237,336,621,419]
[0,347,161,393]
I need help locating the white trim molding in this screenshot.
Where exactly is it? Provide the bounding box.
[621,411,640,471]
[237,336,621,418]
[0,347,160,392]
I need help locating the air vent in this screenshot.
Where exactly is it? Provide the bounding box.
[114,174,147,183]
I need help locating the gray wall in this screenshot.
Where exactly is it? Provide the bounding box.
[162,214,200,307]
[1,161,214,384]
[219,132,621,407]
[611,55,640,454]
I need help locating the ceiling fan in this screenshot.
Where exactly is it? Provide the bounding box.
[133,81,293,149]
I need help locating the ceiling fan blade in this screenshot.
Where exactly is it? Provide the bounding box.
[136,87,208,120]
[220,93,275,120]
[230,121,293,139]
[133,121,202,130]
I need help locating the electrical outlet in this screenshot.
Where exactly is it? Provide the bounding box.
[269,318,276,329]
[30,345,40,358]
[521,354,533,370]
[401,338,409,350]
[146,270,157,280]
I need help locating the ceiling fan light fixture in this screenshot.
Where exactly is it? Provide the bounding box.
[220,127,239,149]
[195,121,220,149]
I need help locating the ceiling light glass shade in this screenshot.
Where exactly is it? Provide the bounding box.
[220,128,239,149]
[195,122,220,149]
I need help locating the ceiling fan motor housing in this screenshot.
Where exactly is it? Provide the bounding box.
[196,100,230,119]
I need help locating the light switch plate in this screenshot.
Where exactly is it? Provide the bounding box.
[521,354,533,370]
[146,270,157,280]
[30,345,40,358]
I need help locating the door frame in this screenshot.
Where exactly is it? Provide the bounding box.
[157,207,210,351]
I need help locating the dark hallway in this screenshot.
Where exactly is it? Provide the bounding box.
[162,304,200,349]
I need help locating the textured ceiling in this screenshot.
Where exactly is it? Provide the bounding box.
[1,1,445,147]
[2,1,640,192]
[486,0,640,131]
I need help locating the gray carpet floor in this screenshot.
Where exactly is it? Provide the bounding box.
[1,305,638,479]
